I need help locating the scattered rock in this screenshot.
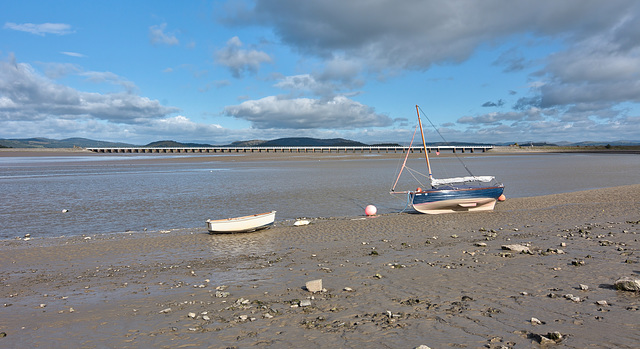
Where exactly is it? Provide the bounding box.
[300,299,311,307]
[531,317,543,325]
[501,244,531,254]
[305,279,323,293]
[215,291,230,298]
[294,220,310,226]
[614,277,640,291]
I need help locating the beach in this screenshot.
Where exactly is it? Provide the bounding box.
[1,183,639,348]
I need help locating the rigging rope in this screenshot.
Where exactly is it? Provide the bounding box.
[417,105,475,178]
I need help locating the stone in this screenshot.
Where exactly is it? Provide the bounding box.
[614,277,640,291]
[187,312,196,319]
[596,300,608,306]
[414,346,432,349]
[299,299,311,307]
[579,284,589,291]
[501,244,531,254]
[159,308,172,314]
[531,317,543,325]
[474,242,487,247]
[306,279,323,293]
[547,331,563,342]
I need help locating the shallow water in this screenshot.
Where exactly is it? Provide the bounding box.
[1,152,639,239]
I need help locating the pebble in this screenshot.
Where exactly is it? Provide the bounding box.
[531,317,543,325]
[596,300,608,306]
[305,279,323,293]
[474,242,487,247]
[159,308,172,314]
[501,244,532,254]
[343,287,354,292]
[299,299,312,307]
[188,312,196,319]
[579,284,589,291]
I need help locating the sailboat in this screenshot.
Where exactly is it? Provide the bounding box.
[391,105,505,214]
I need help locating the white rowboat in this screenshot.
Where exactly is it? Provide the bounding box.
[206,211,276,233]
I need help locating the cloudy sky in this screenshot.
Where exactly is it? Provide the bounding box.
[2,1,640,145]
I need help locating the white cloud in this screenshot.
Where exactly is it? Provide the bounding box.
[0,54,178,124]
[149,23,179,46]
[223,95,393,129]
[215,36,272,78]
[4,22,73,36]
[60,51,86,58]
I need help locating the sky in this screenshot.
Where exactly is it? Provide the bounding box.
[1,0,640,145]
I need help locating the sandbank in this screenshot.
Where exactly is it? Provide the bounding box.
[1,184,639,348]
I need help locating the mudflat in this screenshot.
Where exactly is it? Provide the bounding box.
[1,184,639,348]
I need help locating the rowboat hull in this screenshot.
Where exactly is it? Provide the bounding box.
[412,186,504,214]
[206,211,276,233]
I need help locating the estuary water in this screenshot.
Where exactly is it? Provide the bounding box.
[1,152,638,239]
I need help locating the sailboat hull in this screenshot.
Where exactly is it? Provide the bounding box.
[412,186,504,214]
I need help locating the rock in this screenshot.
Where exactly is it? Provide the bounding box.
[62,209,69,213]
[579,284,589,291]
[215,291,230,298]
[614,277,640,291]
[305,279,323,293]
[187,312,196,319]
[299,299,311,307]
[343,287,354,292]
[596,300,608,306]
[159,308,172,314]
[414,346,432,349]
[474,242,487,247]
[538,335,556,345]
[547,331,563,342]
[531,317,543,325]
[294,220,310,226]
[501,244,531,254]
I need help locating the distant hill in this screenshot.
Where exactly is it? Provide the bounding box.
[144,140,214,147]
[230,137,367,147]
[0,137,134,148]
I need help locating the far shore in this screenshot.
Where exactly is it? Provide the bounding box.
[1,145,639,160]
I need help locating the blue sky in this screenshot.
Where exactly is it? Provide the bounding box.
[1,0,640,145]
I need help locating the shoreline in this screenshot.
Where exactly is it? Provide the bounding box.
[1,184,639,348]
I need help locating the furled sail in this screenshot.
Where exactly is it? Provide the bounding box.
[431,176,495,186]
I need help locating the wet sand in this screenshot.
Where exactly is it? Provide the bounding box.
[1,184,639,348]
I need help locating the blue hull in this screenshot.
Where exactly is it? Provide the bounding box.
[412,185,504,214]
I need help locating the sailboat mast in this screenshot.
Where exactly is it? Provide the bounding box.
[416,105,433,180]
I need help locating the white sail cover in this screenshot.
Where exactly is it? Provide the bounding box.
[431,176,495,186]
